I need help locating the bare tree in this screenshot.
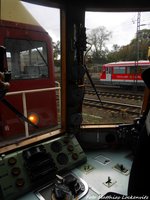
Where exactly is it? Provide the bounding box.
[87,26,112,62]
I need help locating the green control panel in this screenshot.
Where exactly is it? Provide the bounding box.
[0,135,87,200]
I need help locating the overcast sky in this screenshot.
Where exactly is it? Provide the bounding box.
[22,2,150,50]
[22,2,60,42]
[86,11,150,49]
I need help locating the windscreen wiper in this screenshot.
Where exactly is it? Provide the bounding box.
[83,64,103,107]
[0,45,38,129]
[27,39,48,67]
[1,98,38,129]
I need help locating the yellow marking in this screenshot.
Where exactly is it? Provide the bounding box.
[0,0,40,26]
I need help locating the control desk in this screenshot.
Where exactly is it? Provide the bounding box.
[0,133,133,200]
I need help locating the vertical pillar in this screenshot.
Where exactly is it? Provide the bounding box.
[64,4,86,134]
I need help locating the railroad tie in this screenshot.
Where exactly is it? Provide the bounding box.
[111,110,117,118]
[120,108,127,118]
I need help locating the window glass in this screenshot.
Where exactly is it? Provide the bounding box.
[130,66,136,74]
[127,66,131,74]
[113,66,125,74]
[83,11,150,125]
[5,39,48,79]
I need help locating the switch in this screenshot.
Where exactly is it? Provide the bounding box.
[103,176,117,188]
[113,163,129,175]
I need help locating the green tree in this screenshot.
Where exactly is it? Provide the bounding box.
[107,29,150,63]
[53,40,61,68]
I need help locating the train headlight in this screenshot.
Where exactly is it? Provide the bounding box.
[28,113,39,125]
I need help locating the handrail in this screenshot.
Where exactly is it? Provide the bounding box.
[5,83,61,137]
[55,81,61,114]
[6,86,60,95]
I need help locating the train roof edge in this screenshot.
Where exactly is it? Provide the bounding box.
[0,0,42,27]
[103,60,150,66]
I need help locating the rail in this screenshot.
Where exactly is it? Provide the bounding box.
[6,81,61,137]
[84,97,141,115]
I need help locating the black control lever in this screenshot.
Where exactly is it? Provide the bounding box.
[51,175,73,200]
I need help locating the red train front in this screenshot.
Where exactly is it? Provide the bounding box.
[0,1,58,139]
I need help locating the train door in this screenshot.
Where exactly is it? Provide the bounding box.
[106,67,112,82]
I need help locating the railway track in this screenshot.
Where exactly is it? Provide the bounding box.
[85,82,145,91]
[85,78,145,90]
[83,97,141,115]
[85,89,143,101]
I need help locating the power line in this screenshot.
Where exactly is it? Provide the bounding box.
[136,12,141,61]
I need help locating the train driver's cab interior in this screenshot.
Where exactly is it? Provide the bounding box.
[0,0,150,199]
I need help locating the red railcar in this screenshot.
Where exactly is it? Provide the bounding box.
[100,60,150,87]
[0,0,58,138]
